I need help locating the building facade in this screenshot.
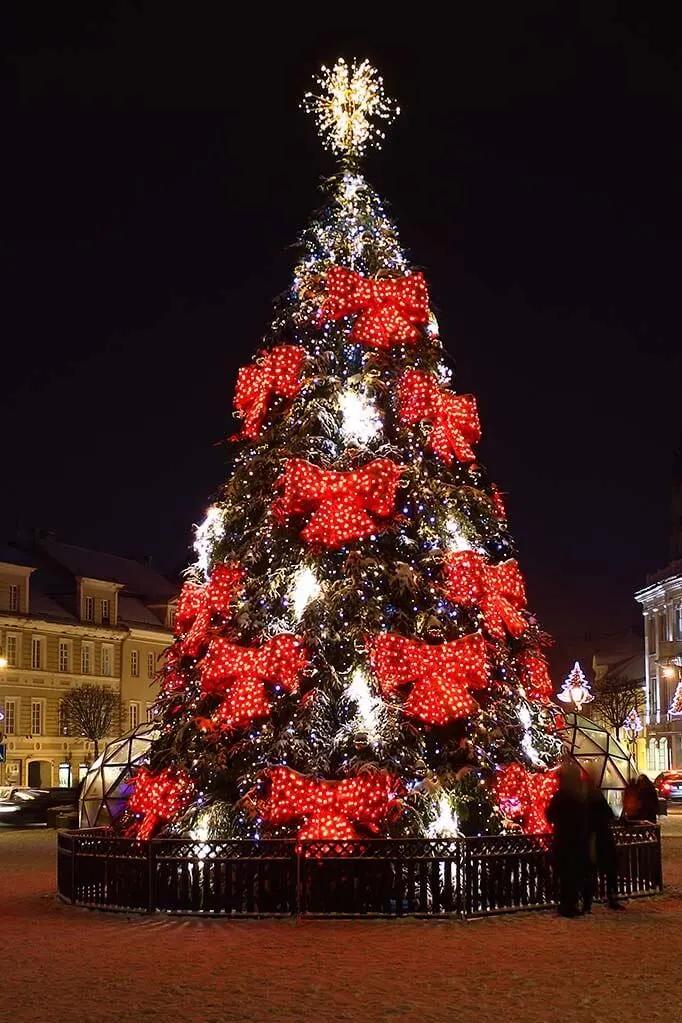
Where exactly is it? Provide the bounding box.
[0,538,177,788]
[635,562,682,773]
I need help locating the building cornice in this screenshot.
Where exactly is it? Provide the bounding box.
[635,573,682,608]
[0,612,127,639]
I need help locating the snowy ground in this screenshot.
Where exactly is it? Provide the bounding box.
[1,823,681,1023]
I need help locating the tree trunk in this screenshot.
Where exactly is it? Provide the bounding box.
[93,737,99,758]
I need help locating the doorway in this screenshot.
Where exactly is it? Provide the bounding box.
[27,760,52,788]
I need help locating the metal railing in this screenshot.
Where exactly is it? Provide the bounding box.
[57,823,662,918]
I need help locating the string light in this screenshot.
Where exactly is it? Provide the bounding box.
[427,792,461,838]
[338,386,382,444]
[288,565,322,621]
[517,650,554,703]
[192,506,226,581]
[346,666,382,740]
[494,763,558,835]
[442,552,528,640]
[128,766,193,840]
[175,562,244,657]
[302,57,399,161]
[443,516,483,554]
[398,369,481,465]
[323,267,430,348]
[518,704,544,767]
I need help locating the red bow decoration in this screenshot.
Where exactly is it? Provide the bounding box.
[323,267,430,349]
[174,562,244,658]
[398,370,480,465]
[442,552,528,641]
[232,345,304,438]
[199,633,306,728]
[128,765,193,841]
[494,763,558,834]
[260,766,400,840]
[275,458,403,548]
[517,650,554,703]
[368,632,489,725]
[490,484,507,524]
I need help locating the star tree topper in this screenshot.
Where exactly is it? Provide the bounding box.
[302,58,399,162]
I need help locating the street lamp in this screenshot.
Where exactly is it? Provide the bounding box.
[0,656,7,670]
[557,661,595,713]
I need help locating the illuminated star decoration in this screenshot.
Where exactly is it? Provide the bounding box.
[302,58,399,162]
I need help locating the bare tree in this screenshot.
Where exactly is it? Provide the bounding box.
[591,671,644,740]
[61,684,119,757]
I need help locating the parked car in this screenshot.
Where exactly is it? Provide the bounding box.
[0,785,80,826]
[654,771,682,809]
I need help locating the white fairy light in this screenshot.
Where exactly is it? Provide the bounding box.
[347,667,382,739]
[289,565,322,621]
[519,704,544,767]
[427,793,461,838]
[193,506,225,580]
[338,387,382,445]
[444,517,483,553]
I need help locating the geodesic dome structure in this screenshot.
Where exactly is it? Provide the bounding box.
[557,711,637,813]
[79,721,159,828]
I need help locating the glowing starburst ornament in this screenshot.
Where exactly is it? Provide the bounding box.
[303,58,399,161]
[338,386,382,445]
[193,506,226,580]
[427,793,461,838]
[347,667,382,740]
[444,517,483,554]
[289,565,322,621]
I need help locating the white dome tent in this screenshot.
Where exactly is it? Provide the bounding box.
[79,721,159,828]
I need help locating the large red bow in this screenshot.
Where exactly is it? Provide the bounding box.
[398,369,480,465]
[494,763,558,834]
[368,632,489,725]
[128,765,193,840]
[174,562,244,658]
[323,267,430,349]
[199,634,306,728]
[275,458,403,548]
[232,345,304,438]
[260,766,400,840]
[517,650,554,703]
[442,552,528,641]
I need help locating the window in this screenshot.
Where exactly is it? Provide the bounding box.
[5,634,18,668]
[58,763,72,788]
[676,605,682,642]
[101,644,113,677]
[84,596,94,621]
[78,763,89,782]
[101,598,110,624]
[649,668,659,718]
[31,636,44,670]
[4,698,16,735]
[146,702,157,722]
[58,640,70,673]
[647,616,656,649]
[147,652,156,679]
[8,584,19,612]
[81,642,93,675]
[130,650,139,677]
[59,701,70,736]
[129,701,140,730]
[660,613,669,644]
[31,700,43,735]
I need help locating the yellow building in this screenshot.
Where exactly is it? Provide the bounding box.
[0,537,177,789]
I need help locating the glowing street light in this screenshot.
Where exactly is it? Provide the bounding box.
[557,661,594,712]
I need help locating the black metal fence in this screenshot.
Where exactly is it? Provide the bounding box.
[57,823,662,918]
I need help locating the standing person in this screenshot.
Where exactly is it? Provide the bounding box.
[634,774,660,823]
[546,760,588,917]
[584,779,624,912]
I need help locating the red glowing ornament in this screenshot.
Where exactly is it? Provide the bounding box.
[368,631,489,725]
[494,763,558,834]
[199,633,307,728]
[490,484,507,523]
[517,650,554,703]
[275,458,403,548]
[323,266,430,349]
[174,562,244,657]
[232,345,305,438]
[261,766,400,840]
[442,551,528,641]
[398,369,480,465]
[128,765,193,840]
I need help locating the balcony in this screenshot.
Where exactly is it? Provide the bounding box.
[657,640,682,663]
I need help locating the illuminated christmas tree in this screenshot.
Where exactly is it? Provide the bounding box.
[670,682,682,716]
[123,59,562,843]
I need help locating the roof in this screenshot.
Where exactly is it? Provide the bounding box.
[118,595,168,630]
[36,540,177,600]
[0,543,37,569]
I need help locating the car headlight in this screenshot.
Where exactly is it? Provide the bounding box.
[0,804,20,813]
[14,792,37,802]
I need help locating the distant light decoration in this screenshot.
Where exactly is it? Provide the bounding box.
[338,386,382,445]
[128,765,193,840]
[624,705,644,734]
[557,661,594,712]
[175,562,244,657]
[368,632,489,725]
[199,634,307,729]
[398,370,481,465]
[346,666,382,740]
[274,457,403,548]
[323,267,430,349]
[494,763,558,835]
[192,506,226,581]
[442,552,528,641]
[517,650,554,703]
[288,565,322,621]
[232,345,304,438]
[302,57,399,161]
[261,766,400,840]
[427,792,461,838]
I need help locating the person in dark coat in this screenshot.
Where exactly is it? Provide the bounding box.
[634,774,660,822]
[583,779,624,912]
[545,760,588,917]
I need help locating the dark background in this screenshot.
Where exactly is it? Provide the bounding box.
[2,5,680,678]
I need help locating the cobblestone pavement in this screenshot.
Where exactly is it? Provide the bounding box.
[1,825,681,1023]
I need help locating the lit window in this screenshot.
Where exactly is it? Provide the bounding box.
[146,703,157,722]
[84,596,94,621]
[58,762,72,788]
[5,635,18,667]
[8,584,19,612]
[59,703,70,736]
[147,652,155,679]
[81,642,93,675]
[31,636,43,670]
[101,598,110,624]
[58,641,70,673]
[130,650,139,677]
[4,698,16,735]
[129,701,140,729]
[31,700,43,735]
[101,645,113,677]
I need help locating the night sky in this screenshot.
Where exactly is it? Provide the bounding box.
[3,6,680,678]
